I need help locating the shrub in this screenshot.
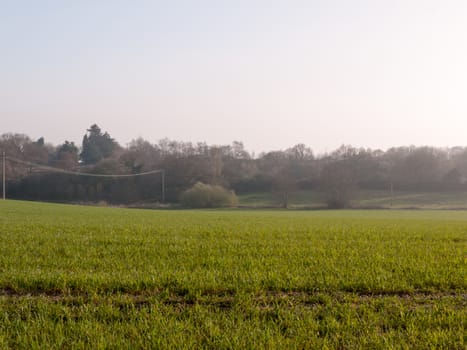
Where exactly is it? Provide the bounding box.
[180,182,238,208]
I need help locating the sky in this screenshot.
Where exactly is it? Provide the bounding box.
[1,0,467,154]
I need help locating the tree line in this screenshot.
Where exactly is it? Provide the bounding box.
[2,124,467,207]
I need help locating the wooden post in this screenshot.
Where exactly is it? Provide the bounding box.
[161,170,165,203]
[390,181,393,207]
[2,151,5,200]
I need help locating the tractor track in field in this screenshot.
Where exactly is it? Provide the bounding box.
[1,287,465,311]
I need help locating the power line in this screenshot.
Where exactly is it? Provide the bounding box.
[2,155,166,202]
[6,156,164,178]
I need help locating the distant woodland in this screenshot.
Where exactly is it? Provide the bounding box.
[2,124,467,208]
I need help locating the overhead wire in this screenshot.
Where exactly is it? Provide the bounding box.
[5,156,164,178]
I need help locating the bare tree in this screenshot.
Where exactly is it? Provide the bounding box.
[320,160,357,209]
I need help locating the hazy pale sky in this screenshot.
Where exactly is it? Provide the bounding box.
[1,0,467,154]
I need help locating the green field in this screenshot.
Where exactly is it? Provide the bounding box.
[0,201,466,349]
[239,189,467,209]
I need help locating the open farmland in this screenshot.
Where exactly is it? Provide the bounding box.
[0,201,465,349]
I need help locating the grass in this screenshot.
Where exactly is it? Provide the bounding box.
[238,189,467,209]
[0,200,466,348]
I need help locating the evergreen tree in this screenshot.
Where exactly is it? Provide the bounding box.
[80,124,118,164]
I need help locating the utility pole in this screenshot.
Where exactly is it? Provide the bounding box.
[161,170,165,203]
[390,180,393,207]
[2,151,5,200]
